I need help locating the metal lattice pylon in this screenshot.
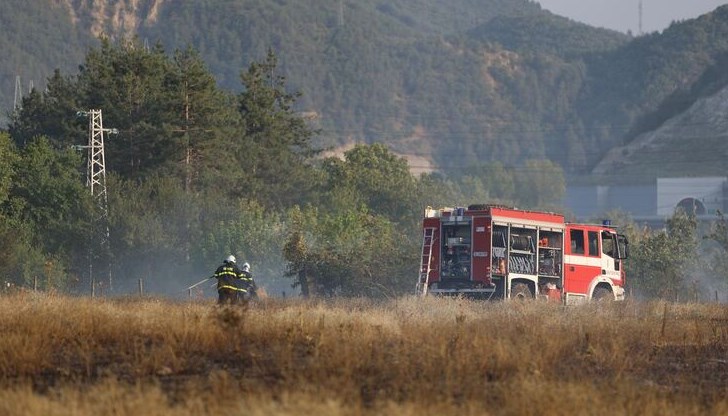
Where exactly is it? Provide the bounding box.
[87,109,109,227]
[14,75,22,110]
[79,109,116,294]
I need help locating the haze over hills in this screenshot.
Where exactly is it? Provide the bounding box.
[3,0,728,181]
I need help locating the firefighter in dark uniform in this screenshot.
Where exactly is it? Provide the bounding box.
[212,255,247,304]
[239,262,258,301]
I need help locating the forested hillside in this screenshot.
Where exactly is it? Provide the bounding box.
[579,6,728,178]
[5,0,728,178]
[0,0,90,115]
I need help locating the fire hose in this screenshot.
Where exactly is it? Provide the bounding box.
[187,277,212,290]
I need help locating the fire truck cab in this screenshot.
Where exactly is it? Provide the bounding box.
[417,205,629,303]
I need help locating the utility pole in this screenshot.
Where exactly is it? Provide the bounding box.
[76,109,117,294]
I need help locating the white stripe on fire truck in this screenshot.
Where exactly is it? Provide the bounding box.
[563,255,602,267]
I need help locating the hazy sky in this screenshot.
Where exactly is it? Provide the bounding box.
[536,0,727,34]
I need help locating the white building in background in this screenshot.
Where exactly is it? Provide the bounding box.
[565,177,728,225]
[656,177,726,217]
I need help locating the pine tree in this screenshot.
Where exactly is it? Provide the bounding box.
[237,49,321,208]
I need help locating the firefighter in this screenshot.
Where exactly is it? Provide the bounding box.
[211,255,248,304]
[239,262,258,301]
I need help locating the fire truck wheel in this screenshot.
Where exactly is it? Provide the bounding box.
[592,287,613,301]
[511,282,533,300]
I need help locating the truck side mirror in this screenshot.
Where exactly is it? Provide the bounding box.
[618,235,629,259]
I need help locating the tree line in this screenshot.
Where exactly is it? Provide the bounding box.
[2,39,726,299]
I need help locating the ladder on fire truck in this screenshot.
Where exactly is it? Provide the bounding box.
[416,227,436,297]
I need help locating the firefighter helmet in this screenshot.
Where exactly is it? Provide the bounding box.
[242,262,250,272]
[225,255,236,264]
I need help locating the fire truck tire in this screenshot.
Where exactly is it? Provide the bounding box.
[592,286,613,301]
[511,282,533,300]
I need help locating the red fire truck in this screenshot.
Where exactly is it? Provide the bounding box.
[416,204,629,303]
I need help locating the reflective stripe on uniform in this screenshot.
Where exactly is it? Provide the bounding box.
[215,266,238,278]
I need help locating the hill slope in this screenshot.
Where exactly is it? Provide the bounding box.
[0,0,90,117]
[593,83,728,180]
[3,0,728,179]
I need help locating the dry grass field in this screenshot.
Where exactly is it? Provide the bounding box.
[0,293,725,415]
